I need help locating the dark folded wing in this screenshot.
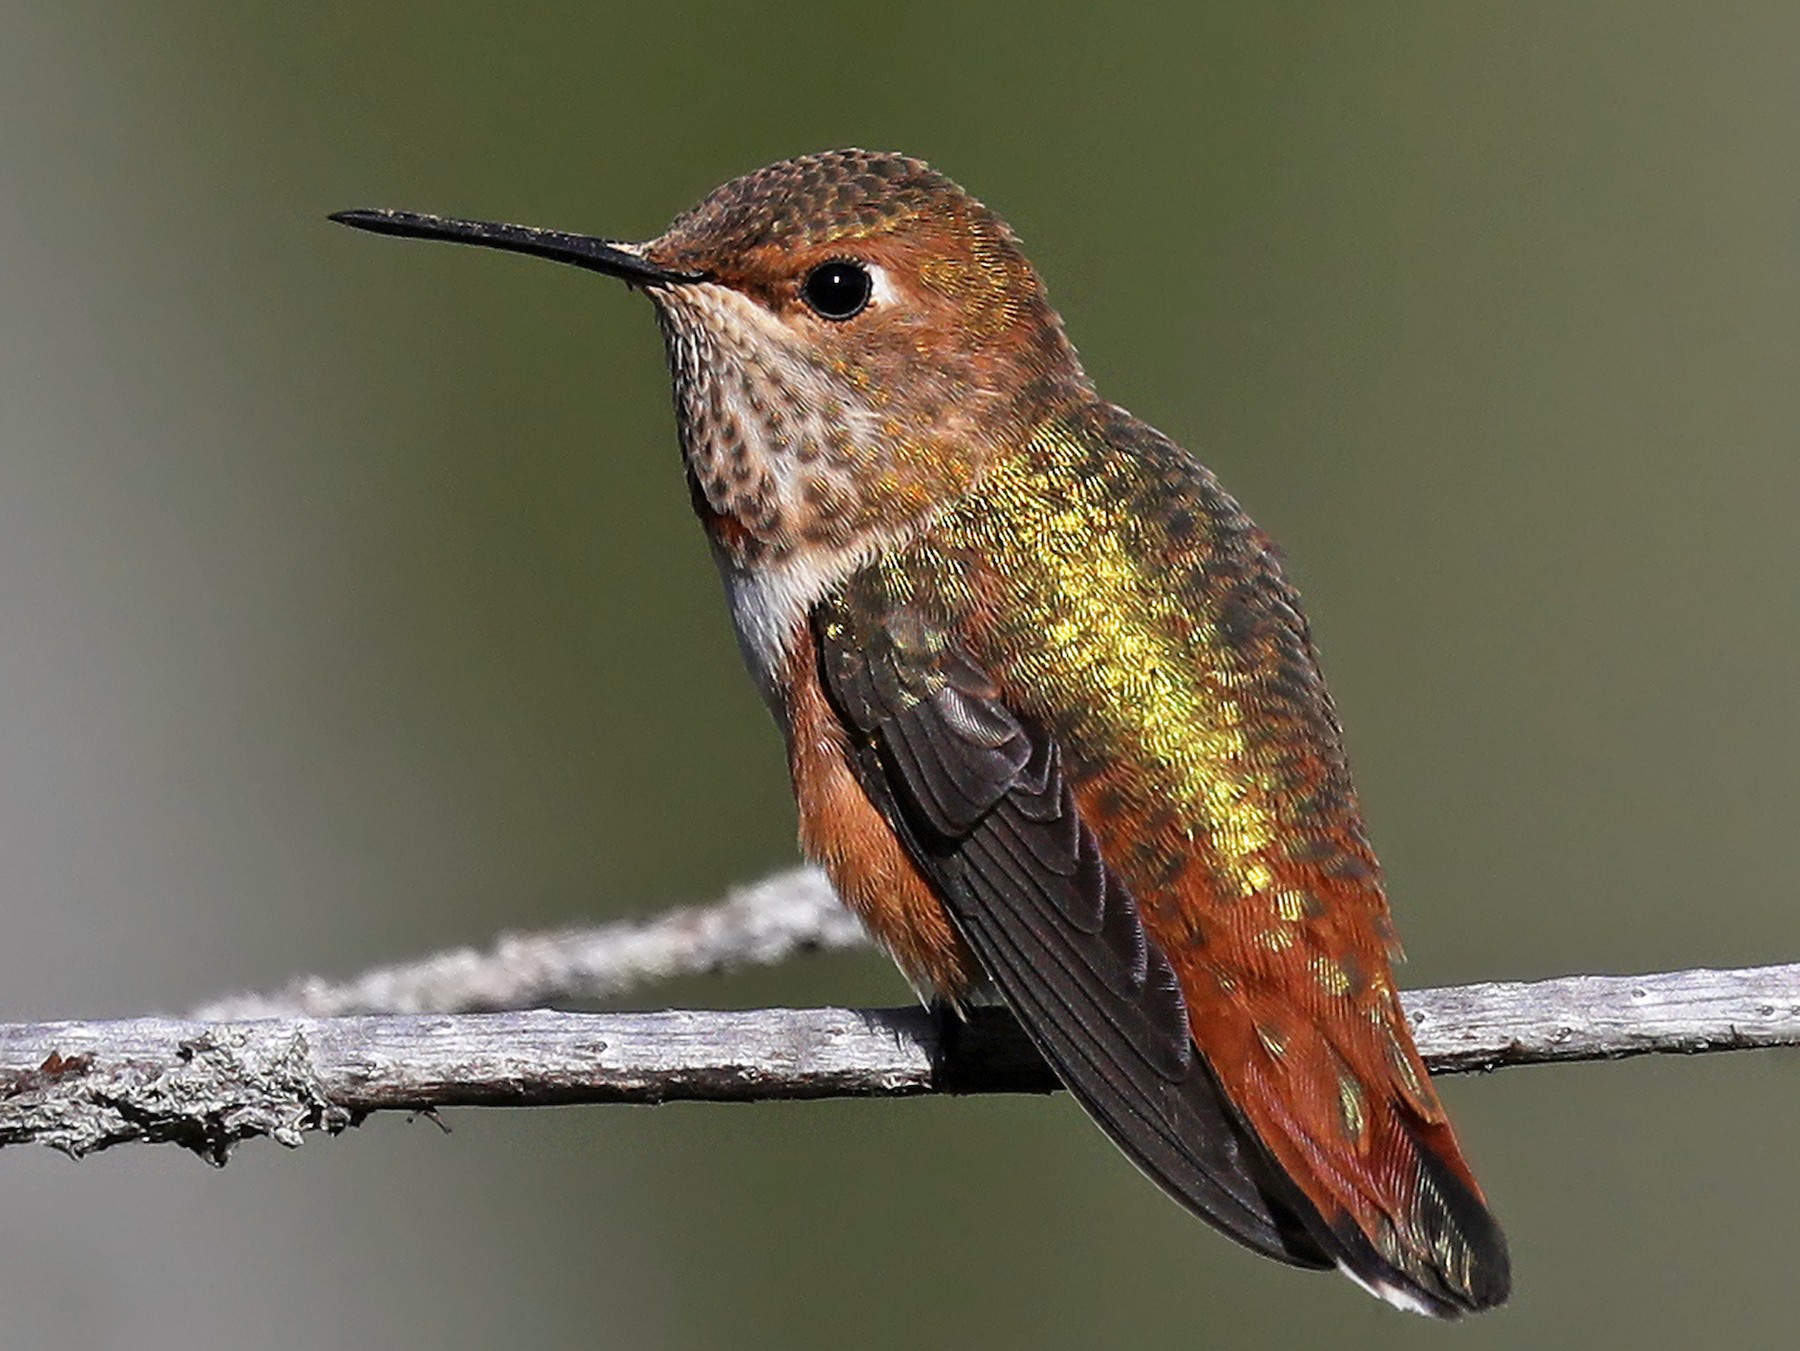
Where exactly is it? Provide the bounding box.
[812,597,1330,1267]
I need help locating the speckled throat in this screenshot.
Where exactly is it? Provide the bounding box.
[650,281,944,568]
[650,275,1085,577]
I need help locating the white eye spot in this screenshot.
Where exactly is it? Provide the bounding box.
[866,262,900,310]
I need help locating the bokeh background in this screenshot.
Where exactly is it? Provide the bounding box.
[2,3,1797,1347]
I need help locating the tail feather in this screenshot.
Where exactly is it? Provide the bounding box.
[1316,1118,1511,1316]
[1215,1011,1511,1317]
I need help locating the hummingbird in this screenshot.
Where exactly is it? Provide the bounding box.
[333,149,1509,1316]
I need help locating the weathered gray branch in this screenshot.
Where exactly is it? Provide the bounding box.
[5,962,1798,1162]
[195,866,862,1020]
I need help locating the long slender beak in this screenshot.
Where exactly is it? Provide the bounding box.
[328,208,704,286]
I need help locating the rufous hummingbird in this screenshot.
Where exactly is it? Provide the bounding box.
[333,149,1509,1316]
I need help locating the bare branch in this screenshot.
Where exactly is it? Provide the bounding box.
[6,962,1799,1162]
[195,866,863,1019]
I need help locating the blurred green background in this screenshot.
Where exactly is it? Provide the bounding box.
[2,3,1797,1347]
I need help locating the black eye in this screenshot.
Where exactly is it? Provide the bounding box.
[801,259,873,320]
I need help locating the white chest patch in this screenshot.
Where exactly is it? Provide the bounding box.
[716,541,872,707]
